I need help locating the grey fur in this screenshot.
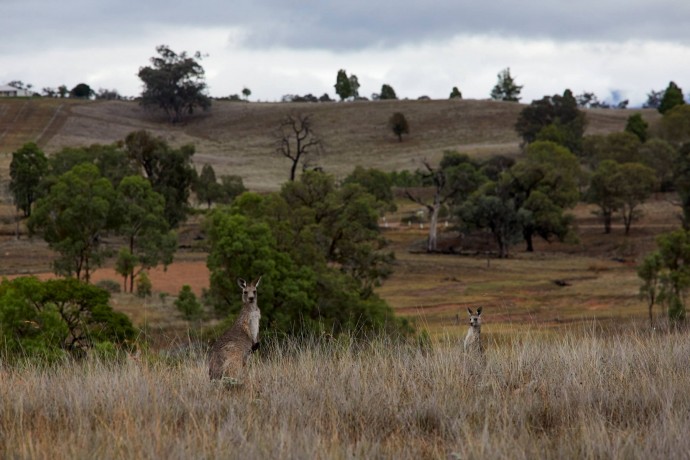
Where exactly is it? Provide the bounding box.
[208,276,262,381]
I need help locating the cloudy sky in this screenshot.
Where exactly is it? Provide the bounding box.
[2,0,689,106]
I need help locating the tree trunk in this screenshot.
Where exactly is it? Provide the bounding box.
[604,210,612,234]
[427,201,440,252]
[524,229,534,252]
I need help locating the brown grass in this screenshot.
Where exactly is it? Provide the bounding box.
[1,328,689,459]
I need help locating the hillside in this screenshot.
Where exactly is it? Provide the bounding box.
[0,97,661,191]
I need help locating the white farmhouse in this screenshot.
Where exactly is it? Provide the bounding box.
[0,84,32,97]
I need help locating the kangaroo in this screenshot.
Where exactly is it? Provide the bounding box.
[464,307,483,354]
[208,277,262,381]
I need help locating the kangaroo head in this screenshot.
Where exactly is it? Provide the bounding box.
[238,276,262,304]
[467,307,482,328]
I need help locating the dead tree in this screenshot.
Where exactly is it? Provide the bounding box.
[274,113,322,181]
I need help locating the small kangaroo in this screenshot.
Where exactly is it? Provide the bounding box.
[208,277,262,381]
[464,307,483,354]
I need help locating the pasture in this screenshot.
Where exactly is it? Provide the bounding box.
[0,97,682,458]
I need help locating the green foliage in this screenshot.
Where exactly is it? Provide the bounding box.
[343,166,397,212]
[625,113,649,142]
[0,277,136,359]
[136,272,152,298]
[124,130,197,227]
[204,172,406,337]
[114,175,176,292]
[28,163,117,281]
[490,68,523,102]
[334,69,352,101]
[175,285,203,321]
[585,160,656,234]
[582,132,642,168]
[387,170,424,187]
[515,89,586,154]
[616,163,658,235]
[70,83,94,99]
[638,138,678,191]
[639,229,690,325]
[379,84,397,100]
[9,142,48,217]
[659,105,690,146]
[459,188,521,258]
[389,112,409,142]
[138,45,211,123]
[195,163,222,208]
[671,143,690,228]
[659,81,685,114]
[218,175,247,204]
[449,86,462,99]
[95,279,122,294]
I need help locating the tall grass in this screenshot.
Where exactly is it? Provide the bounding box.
[2,327,689,459]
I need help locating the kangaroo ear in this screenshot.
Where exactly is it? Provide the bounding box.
[237,278,247,289]
[254,276,262,287]
[467,307,473,316]
[477,307,483,316]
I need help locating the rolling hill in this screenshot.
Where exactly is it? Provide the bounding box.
[0,97,661,191]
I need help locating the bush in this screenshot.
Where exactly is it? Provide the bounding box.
[175,285,203,321]
[136,272,152,298]
[96,279,121,293]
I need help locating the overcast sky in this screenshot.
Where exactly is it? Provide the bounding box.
[2,0,689,106]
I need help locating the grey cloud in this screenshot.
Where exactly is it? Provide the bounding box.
[3,0,690,55]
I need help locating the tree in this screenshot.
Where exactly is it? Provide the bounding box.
[459,188,521,259]
[659,105,690,146]
[349,74,360,99]
[0,277,135,358]
[70,83,94,99]
[582,132,642,168]
[380,84,397,100]
[449,86,462,99]
[509,141,580,251]
[616,163,657,235]
[217,175,247,204]
[124,130,197,227]
[137,44,211,123]
[204,177,407,337]
[639,229,690,326]
[643,89,664,109]
[515,89,586,155]
[175,285,203,321]
[114,175,176,293]
[405,153,486,252]
[659,81,685,114]
[194,163,222,208]
[586,160,622,234]
[638,138,678,192]
[274,113,322,181]
[9,142,48,217]
[638,252,663,328]
[625,113,649,143]
[490,68,523,102]
[389,112,409,142]
[334,69,352,101]
[242,87,251,101]
[28,163,117,281]
[343,166,396,213]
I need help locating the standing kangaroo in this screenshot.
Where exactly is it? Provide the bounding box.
[208,277,262,381]
[464,307,483,354]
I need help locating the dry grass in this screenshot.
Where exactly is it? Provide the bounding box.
[1,327,689,459]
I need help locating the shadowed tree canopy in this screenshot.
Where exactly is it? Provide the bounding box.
[659,81,685,115]
[379,84,397,100]
[124,130,197,227]
[138,45,211,123]
[515,89,587,155]
[389,112,409,142]
[9,142,48,217]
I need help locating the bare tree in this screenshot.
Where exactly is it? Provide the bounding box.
[275,113,322,181]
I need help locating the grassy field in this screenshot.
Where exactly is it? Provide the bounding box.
[0,97,685,459]
[2,328,689,459]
